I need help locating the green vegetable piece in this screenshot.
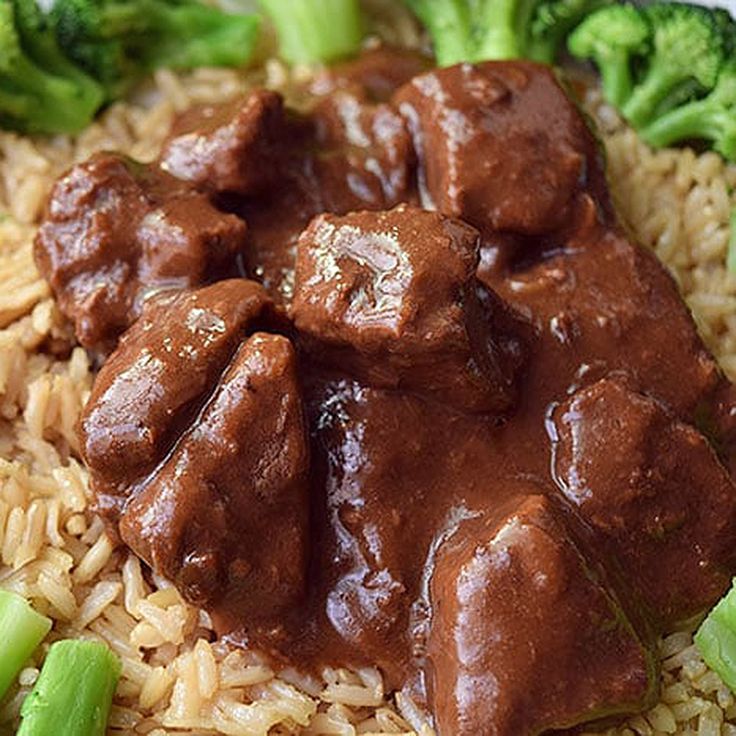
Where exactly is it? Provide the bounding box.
[567,4,650,108]
[0,0,103,133]
[727,208,736,275]
[260,0,363,64]
[695,578,736,690]
[528,0,612,64]
[640,60,736,161]
[17,640,121,736]
[621,2,726,129]
[0,590,51,700]
[403,0,614,67]
[50,0,260,102]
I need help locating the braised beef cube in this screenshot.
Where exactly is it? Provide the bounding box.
[293,206,524,413]
[159,90,286,195]
[552,377,736,625]
[428,494,656,736]
[34,152,246,351]
[394,61,608,236]
[309,46,432,102]
[310,89,417,212]
[119,332,309,614]
[80,279,273,509]
[485,224,722,421]
[79,279,309,618]
[241,92,417,303]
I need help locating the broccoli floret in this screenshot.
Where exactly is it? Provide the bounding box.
[621,3,726,128]
[0,0,103,133]
[527,0,611,63]
[50,0,135,100]
[567,4,650,108]
[50,0,260,100]
[403,0,612,67]
[640,61,736,161]
[260,0,363,64]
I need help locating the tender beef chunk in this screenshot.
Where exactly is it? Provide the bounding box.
[310,90,416,212]
[394,61,610,237]
[485,218,722,421]
[34,152,246,351]
[308,46,432,102]
[241,91,417,302]
[159,89,286,195]
[552,377,736,625]
[428,493,656,736]
[293,206,524,413]
[79,279,309,620]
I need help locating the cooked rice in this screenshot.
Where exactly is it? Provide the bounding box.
[1,16,736,736]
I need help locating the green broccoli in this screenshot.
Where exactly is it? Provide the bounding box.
[567,4,650,108]
[260,0,364,64]
[50,0,260,100]
[402,0,613,67]
[528,0,611,63]
[621,3,726,128]
[0,0,103,133]
[640,61,736,161]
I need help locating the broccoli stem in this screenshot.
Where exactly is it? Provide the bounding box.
[640,101,724,151]
[260,0,363,64]
[0,591,51,700]
[599,51,637,109]
[474,0,527,61]
[622,64,688,128]
[404,0,473,67]
[17,640,121,736]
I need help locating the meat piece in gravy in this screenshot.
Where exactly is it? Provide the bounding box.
[293,205,524,413]
[34,152,246,351]
[308,45,432,102]
[552,377,736,625]
[428,493,656,736]
[487,216,723,421]
[240,89,417,301]
[159,89,286,195]
[394,61,610,238]
[79,280,310,625]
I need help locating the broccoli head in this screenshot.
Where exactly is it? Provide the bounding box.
[0,0,103,133]
[567,4,650,108]
[621,3,727,128]
[49,0,260,101]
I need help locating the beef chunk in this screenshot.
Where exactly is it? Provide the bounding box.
[241,91,417,302]
[394,61,609,237]
[428,493,656,736]
[485,223,722,421]
[292,206,524,413]
[308,45,432,102]
[79,279,309,619]
[34,152,246,351]
[552,377,736,625]
[310,90,416,212]
[159,90,286,195]
[80,278,273,506]
[119,332,309,613]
